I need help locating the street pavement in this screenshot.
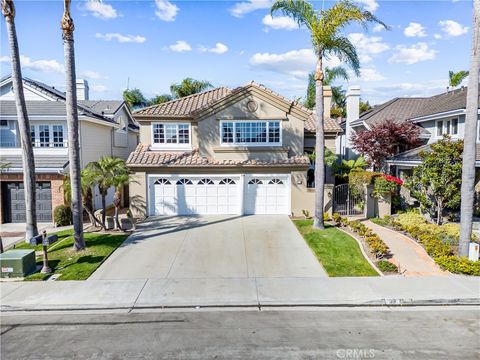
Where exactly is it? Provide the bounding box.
[1,307,479,359]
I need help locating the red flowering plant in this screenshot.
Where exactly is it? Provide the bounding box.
[373,174,403,196]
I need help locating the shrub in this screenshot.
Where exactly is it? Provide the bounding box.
[435,256,480,276]
[376,260,398,273]
[54,205,72,226]
[332,212,342,225]
[323,212,331,221]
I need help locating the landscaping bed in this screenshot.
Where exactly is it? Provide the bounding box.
[294,220,379,277]
[371,212,480,276]
[15,229,129,281]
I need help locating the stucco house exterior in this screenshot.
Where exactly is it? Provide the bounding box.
[127,82,341,218]
[0,75,139,223]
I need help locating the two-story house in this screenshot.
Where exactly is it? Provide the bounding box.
[0,75,139,223]
[127,81,341,218]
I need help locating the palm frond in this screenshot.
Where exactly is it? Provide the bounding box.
[325,36,360,76]
[324,66,349,85]
[271,0,316,30]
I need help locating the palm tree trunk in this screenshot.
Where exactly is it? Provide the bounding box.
[2,0,38,240]
[313,57,325,230]
[113,190,122,231]
[101,191,107,228]
[62,0,84,250]
[459,0,480,257]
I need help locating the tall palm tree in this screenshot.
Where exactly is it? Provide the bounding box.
[459,0,479,257]
[87,156,129,228]
[272,0,387,229]
[170,78,212,98]
[305,66,349,110]
[2,0,38,240]
[449,70,470,88]
[61,0,84,250]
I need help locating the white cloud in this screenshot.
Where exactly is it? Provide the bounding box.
[0,55,64,73]
[155,0,178,22]
[84,1,117,20]
[434,33,443,39]
[356,0,379,12]
[199,42,229,54]
[230,0,273,18]
[95,33,146,43]
[372,24,386,33]
[372,80,445,98]
[249,48,340,79]
[81,70,106,80]
[360,67,385,82]
[438,20,468,37]
[262,14,298,31]
[347,33,389,63]
[91,85,108,93]
[168,40,192,52]
[389,42,437,65]
[404,22,427,38]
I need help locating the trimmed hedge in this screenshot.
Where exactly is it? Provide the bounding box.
[376,212,480,276]
[332,213,390,260]
[53,205,72,227]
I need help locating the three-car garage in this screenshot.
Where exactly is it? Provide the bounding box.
[148,174,290,216]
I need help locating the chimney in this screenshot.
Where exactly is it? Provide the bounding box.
[345,85,360,159]
[76,79,89,100]
[323,85,332,119]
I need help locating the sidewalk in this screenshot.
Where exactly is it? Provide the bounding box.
[363,220,446,276]
[1,276,478,311]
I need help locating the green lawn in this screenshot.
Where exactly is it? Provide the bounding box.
[15,229,129,281]
[294,220,379,277]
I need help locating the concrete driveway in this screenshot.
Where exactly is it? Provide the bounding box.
[90,215,326,280]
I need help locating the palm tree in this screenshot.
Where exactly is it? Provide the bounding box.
[2,0,38,240]
[61,0,84,250]
[149,94,173,105]
[123,88,147,109]
[63,169,102,229]
[87,156,129,228]
[449,70,470,88]
[112,171,134,231]
[170,78,212,98]
[272,0,387,229]
[305,66,349,110]
[459,0,479,257]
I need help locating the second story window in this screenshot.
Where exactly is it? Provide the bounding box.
[221,120,281,146]
[152,123,190,147]
[30,124,66,147]
[436,118,458,137]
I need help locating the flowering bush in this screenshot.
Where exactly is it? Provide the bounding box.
[384,175,403,186]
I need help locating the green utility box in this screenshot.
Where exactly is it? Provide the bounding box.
[0,249,37,278]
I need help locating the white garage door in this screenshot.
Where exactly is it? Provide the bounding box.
[244,175,289,215]
[151,176,241,216]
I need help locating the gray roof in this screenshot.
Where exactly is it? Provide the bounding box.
[358,86,476,127]
[0,154,69,171]
[79,100,124,115]
[388,143,480,163]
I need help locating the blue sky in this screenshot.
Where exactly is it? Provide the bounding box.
[0,0,473,105]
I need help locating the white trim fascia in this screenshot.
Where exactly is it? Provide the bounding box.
[83,116,121,129]
[410,109,471,123]
[351,120,371,130]
[385,160,422,166]
[3,167,66,173]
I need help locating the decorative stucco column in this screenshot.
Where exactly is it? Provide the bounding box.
[377,192,392,218]
[364,184,375,219]
[324,184,334,216]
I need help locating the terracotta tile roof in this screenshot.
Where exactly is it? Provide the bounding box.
[304,114,343,133]
[127,144,310,168]
[134,87,231,116]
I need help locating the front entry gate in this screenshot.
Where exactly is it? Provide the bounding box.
[332,183,364,216]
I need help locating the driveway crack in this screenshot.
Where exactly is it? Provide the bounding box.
[165,217,192,279]
[241,217,251,278]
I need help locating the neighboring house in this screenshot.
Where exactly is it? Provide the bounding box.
[337,85,480,202]
[127,81,341,218]
[0,75,139,223]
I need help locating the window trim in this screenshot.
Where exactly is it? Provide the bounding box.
[30,124,66,148]
[436,118,459,138]
[151,122,191,149]
[220,120,282,147]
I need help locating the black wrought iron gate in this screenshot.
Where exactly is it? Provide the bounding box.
[332,183,364,216]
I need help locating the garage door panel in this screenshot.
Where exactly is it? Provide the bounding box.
[244,175,289,215]
[4,182,52,223]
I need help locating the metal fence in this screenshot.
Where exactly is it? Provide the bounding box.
[332,183,364,216]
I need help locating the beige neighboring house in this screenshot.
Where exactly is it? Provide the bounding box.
[0,75,139,224]
[128,82,341,218]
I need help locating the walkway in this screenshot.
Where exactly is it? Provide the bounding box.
[363,220,447,276]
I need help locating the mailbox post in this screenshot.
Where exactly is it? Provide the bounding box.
[30,231,59,274]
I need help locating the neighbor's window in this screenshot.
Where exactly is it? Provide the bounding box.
[436,121,443,137]
[30,124,66,147]
[452,118,458,135]
[221,120,281,145]
[153,123,190,146]
[436,119,459,137]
